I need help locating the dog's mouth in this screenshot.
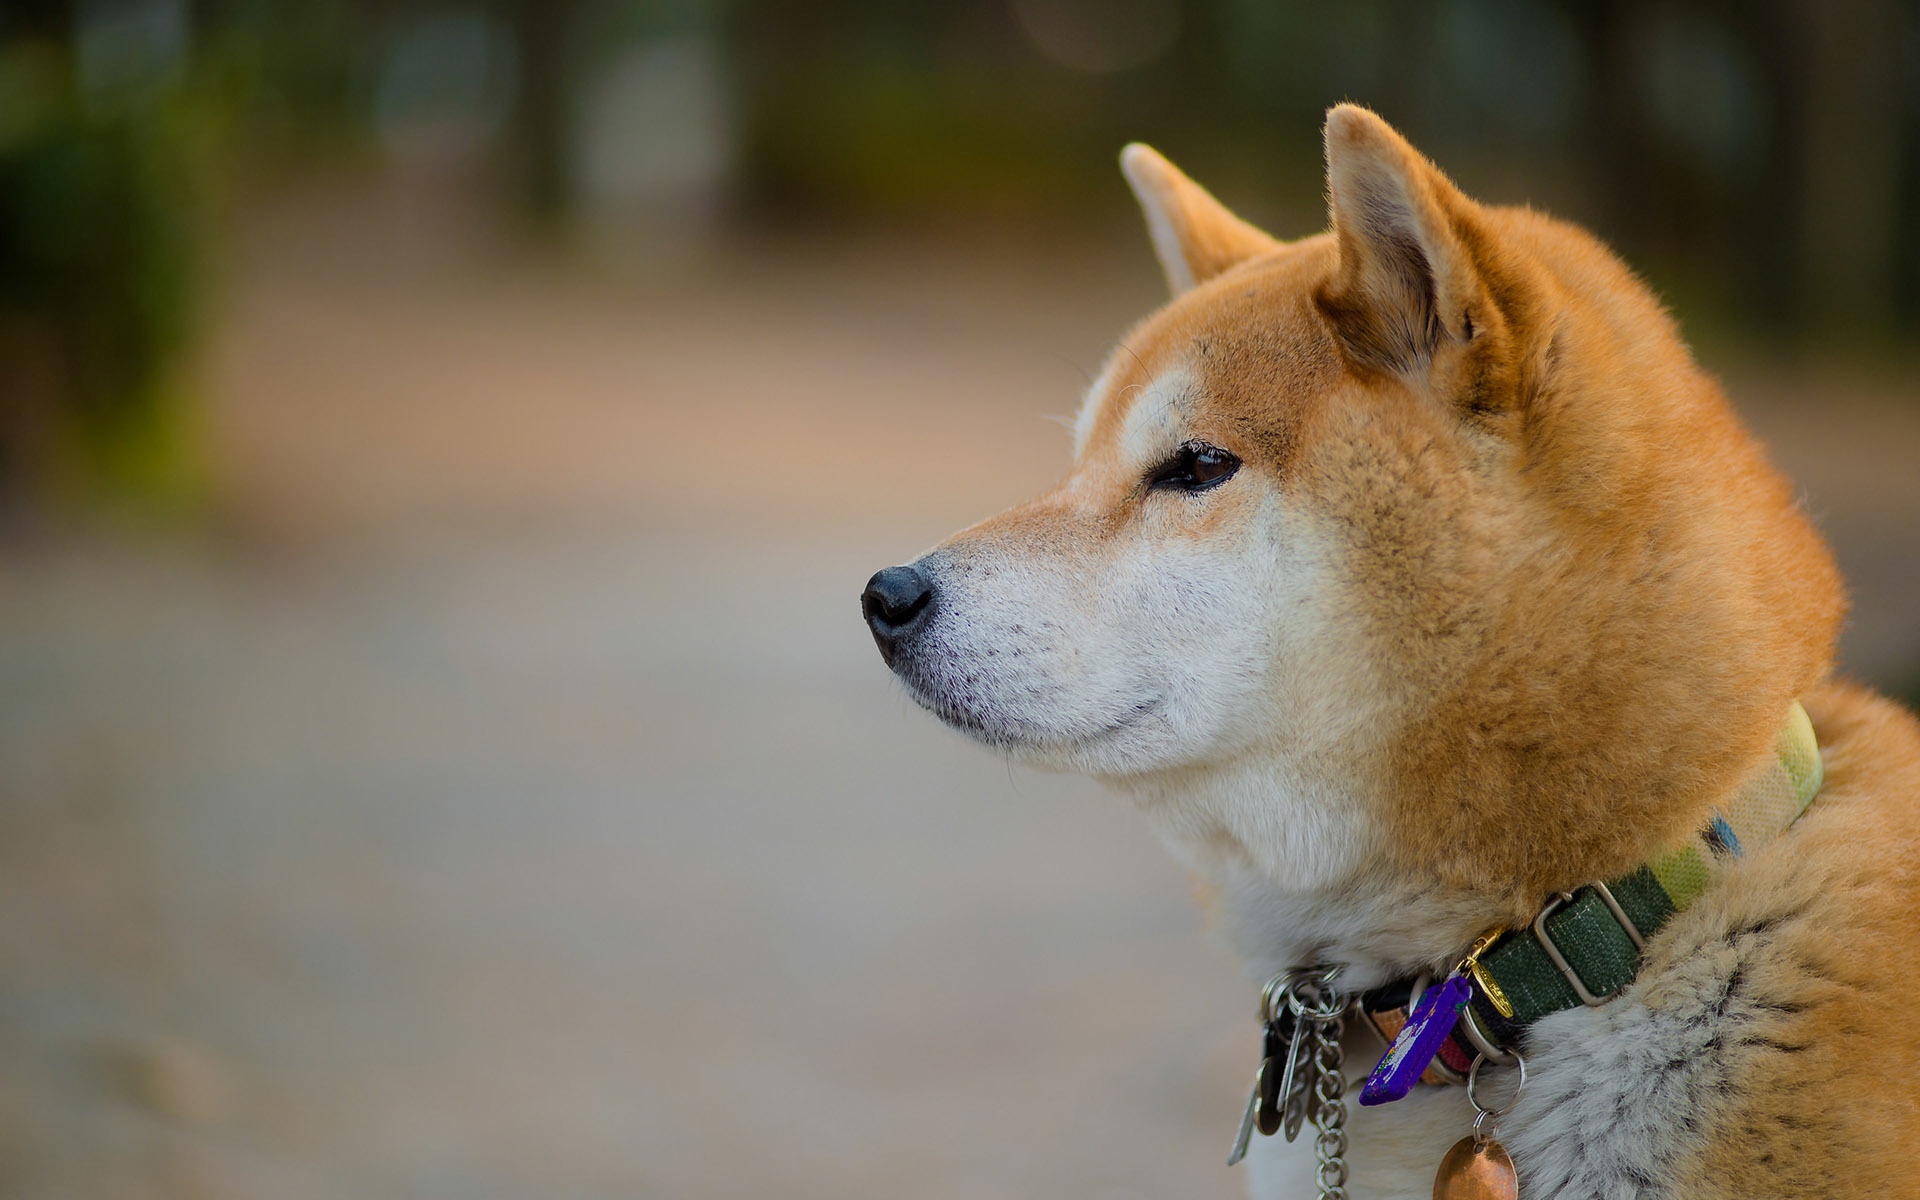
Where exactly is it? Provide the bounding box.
[892,652,1163,755]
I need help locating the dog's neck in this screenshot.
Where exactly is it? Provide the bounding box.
[1120,750,1466,992]
[1204,860,1491,993]
[1121,712,1794,995]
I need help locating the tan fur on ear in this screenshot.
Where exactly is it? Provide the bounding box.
[1120,143,1282,296]
[1319,105,1491,371]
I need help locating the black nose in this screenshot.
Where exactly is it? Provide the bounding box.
[863,565,934,652]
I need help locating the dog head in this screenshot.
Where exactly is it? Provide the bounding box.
[865,106,1843,904]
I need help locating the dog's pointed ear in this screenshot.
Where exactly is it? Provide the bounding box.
[1121,143,1282,297]
[1319,105,1491,372]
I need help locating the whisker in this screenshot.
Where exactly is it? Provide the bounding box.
[1039,349,1098,391]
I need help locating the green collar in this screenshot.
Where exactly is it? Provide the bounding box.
[1356,702,1824,1078]
[1451,702,1825,1060]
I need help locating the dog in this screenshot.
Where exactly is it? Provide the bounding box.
[862,104,1920,1199]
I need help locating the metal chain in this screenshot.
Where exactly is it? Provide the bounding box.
[1280,969,1350,1200]
[1233,965,1352,1194]
[1308,1010,1350,1200]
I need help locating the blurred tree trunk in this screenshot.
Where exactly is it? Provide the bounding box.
[503,0,579,227]
[0,0,72,513]
[1574,0,1656,254]
[1793,0,1904,339]
[7,0,74,41]
[1738,0,1811,331]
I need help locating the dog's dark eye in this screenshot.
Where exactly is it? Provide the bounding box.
[1147,442,1241,493]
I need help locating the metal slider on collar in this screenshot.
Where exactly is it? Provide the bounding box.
[1532,881,1647,1008]
[1459,1002,1517,1066]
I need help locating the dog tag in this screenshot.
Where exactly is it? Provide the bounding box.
[1432,1135,1519,1200]
[1227,1020,1289,1165]
[1255,1020,1289,1136]
[1361,972,1472,1106]
[1276,1013,1315,1140]
[1227,1055,1271,1165]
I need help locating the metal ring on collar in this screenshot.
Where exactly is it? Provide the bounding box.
[1466,1051,1527,1120]
[1459,1000,1517,1065]
[1259,971,1289,1023]
[1260,964,1344,1024]
[1287,985,1347,1022]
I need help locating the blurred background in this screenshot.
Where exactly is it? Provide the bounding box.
[0,2,1915,1197]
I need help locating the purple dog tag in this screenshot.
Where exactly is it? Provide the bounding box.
[1358,972,1472,1106]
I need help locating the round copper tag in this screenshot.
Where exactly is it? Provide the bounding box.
[1431,1135,1519,1200]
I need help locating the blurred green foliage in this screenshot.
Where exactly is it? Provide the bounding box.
[0,17,227,513]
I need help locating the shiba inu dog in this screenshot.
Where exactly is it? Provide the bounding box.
[862,105,1920,1199]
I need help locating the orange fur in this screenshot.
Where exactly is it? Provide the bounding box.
[1669,680,1920,1196]
[1049,109,1850,912]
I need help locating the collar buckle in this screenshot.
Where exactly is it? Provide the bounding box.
[1587,879,1647,951]
[1531,881,1647,1008]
